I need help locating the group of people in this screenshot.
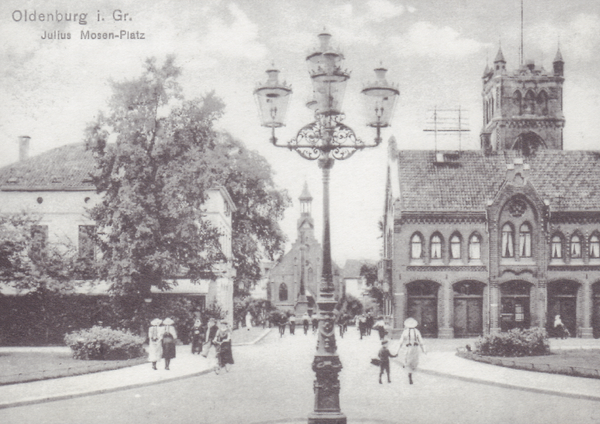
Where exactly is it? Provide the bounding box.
[357,313,389,340]
[148,316,234,374]
[276,312,317,337]
[148,317,178,370]
[377,317,426,385]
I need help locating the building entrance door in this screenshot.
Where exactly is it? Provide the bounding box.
[453,281,484,337]
[500,281,531,332]
[407,281,438,337]
[547,281,578,337]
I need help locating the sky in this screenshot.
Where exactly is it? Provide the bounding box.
[1,0,600,266]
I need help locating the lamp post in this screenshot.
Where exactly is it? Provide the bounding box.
[254,32,399,424]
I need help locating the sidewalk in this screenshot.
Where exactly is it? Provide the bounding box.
[0,328,272,410]
[410,337,600,402]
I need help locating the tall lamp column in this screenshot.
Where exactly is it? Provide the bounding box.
[254,32,399,424]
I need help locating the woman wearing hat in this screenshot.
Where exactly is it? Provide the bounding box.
[395,317,426,385]
[148,318,163,370]
[161,317,178,370]
[190,318,205,354]
[213,320,234,374]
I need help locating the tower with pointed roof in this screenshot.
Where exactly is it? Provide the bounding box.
[480,46,565,154]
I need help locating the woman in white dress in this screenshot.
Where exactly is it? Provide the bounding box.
[148,318,163,370]
[396,317,426,384]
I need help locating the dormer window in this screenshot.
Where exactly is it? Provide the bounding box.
[571,235,582,259]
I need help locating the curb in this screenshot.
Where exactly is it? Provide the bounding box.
[418,367,600,402]
[0,367,215,410]
[234,328,272,347]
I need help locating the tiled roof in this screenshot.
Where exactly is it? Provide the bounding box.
[0,144,95,191]
[397,150,600,212]
[341,259,375,279]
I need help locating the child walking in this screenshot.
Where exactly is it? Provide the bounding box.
[378,340,397,384]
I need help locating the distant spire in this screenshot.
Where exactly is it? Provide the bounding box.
[299,181,312,201]
[554,46,564,63]
[494,47,506,63]
[520,0,524,66]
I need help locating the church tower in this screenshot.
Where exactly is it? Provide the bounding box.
[480,46,565,154]
[297,181,314,243]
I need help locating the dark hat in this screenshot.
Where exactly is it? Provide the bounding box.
[382,340,388,345]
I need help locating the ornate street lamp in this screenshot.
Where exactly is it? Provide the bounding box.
[254,32,399,424]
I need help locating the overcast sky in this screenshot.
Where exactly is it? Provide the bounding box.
[1,0,599,266]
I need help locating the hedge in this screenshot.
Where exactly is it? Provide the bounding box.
[65,326,146,360]
[474,327,550,357]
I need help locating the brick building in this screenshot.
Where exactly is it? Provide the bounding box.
[382,47,600,338]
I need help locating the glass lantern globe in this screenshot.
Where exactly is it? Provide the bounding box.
[254,67,292,128]
[361,67,399,127]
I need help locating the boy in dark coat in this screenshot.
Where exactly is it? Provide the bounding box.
[378,340,397,384]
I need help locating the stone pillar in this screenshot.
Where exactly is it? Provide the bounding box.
[438,281,454,338]
[392,289,405,338]
[580,282,593,338]
[537,279,547,329]
[490,280,500,334]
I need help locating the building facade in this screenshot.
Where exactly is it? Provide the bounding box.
[0,141,237,324]
[383,47,600,338]
[268,183,342,315]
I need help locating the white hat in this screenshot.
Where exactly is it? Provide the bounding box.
[162,318,175,325]
[151,318,162,326]
[404,317,418,328]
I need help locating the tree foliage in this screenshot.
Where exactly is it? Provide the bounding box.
[84,56,289,301]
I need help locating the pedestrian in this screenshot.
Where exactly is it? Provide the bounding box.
[302,312,310,335]
[245,312,253,331]
[312,315,318,333]
[148,318,163,370]
[358,314,366,339]
[338,314,345,338]
[279,314,287,337]
[378,340,397,384]
[374,316,386,340]
[190,318,205,355]
[553,314,569,339]
[289,314,296,335]
[201,317,218,357]
[161,317,177,370]
[342,313,348,334]
[366,312,374,336]
[395,317,426,385]
[213,320,234,373]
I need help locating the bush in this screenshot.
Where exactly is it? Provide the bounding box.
[474,327,550,357]
[65,326,146,360]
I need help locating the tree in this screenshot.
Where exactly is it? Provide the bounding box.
[360,263,382,312]
[84,56,289,302]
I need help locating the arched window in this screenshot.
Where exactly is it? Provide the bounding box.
[430,235,442,260]
[519,223,532,257]
[410,234,422,259]
[571,235,582,259]
[501,224,515,258]
[537,90,548,115]
[551,235,563,259]
[524,90,536,114]
[469,234,481,260]
[450,234,461,259]
[513,91,522,115]
[590,235,600,259]
[279,283,288,301]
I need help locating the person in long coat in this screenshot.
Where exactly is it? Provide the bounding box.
[161,317,178,370]
[395,317,426,385]
[213,320,234,373]
[245,312,253,331]
[190,318,205,354]
[148,318,164,370]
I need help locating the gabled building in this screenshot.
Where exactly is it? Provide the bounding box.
[383,47,600,338]
[0,141,237,324]
[268,183,342,315]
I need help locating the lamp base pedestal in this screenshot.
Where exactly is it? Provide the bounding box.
[308,412,347,424]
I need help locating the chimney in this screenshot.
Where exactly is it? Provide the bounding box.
[18,136,30,161]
